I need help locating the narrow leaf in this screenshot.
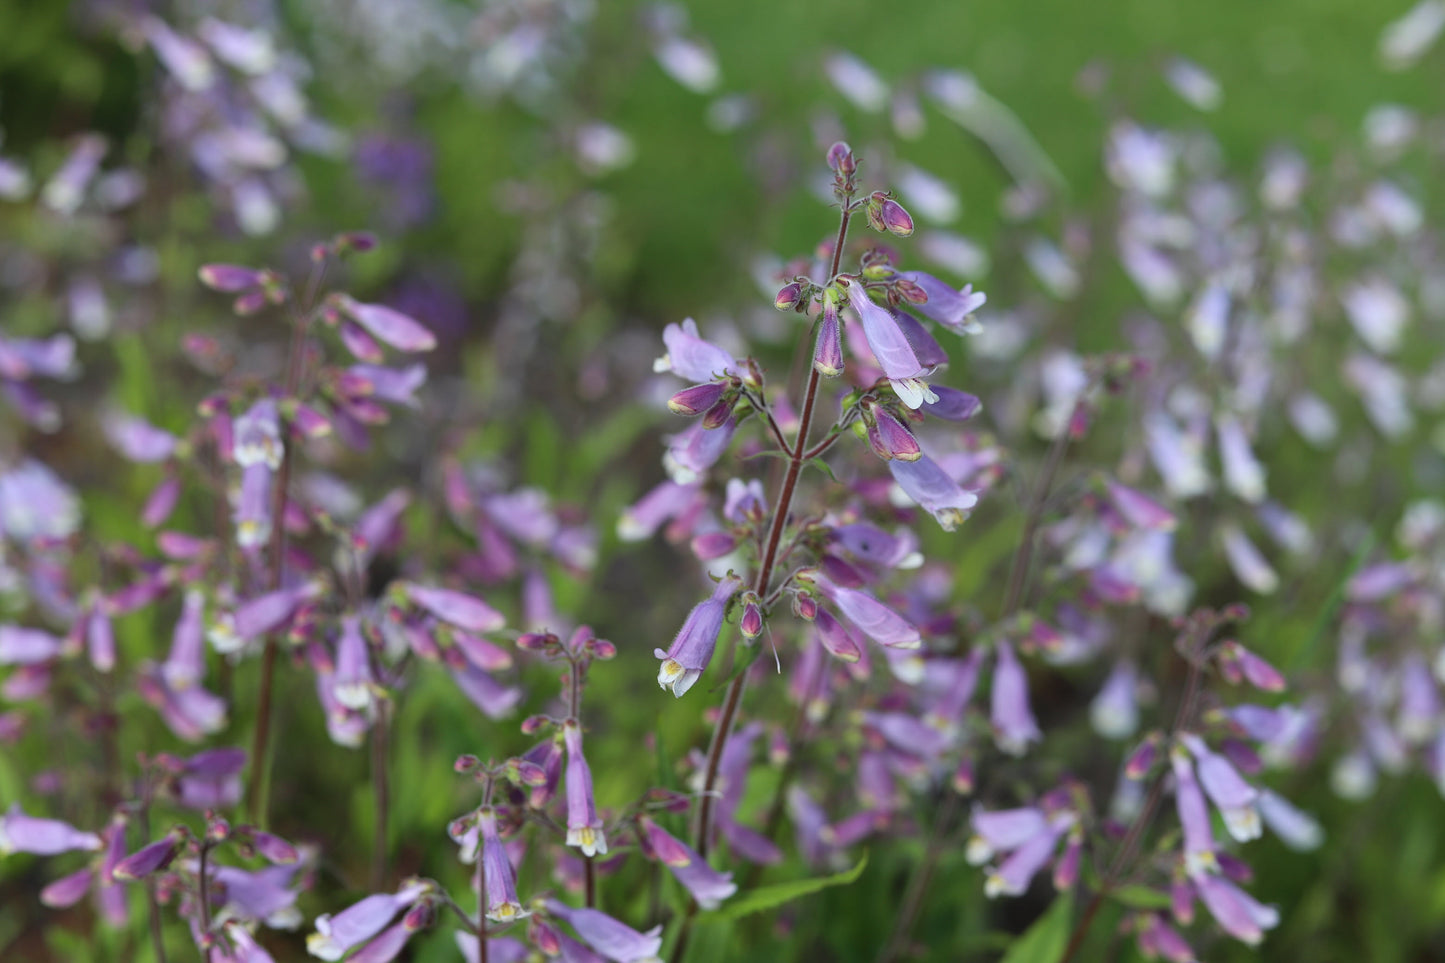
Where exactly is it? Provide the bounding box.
[704,852,868,921]
[999,891,1075,963]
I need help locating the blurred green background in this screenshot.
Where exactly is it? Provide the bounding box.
[2,0,1444,961]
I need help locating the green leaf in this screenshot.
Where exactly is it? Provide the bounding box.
[704,851,868,922]
[1112,885,1172,910]
[804,456,839,482]
[999,891,1075,963]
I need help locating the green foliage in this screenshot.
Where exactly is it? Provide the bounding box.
[999,892,1075,963]
[704,851,869,923]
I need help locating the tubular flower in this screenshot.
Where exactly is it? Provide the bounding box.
[479,809,528,922]
[849,293,938,409]
[654,575,743,697]
[563,720,607,857]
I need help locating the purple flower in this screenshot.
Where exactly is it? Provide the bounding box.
[405,584,506,633]
[544,900,663,963]
[888,455,978,530]
[198,264,265,293]
[1256,789,1323,851]
[112,834,181,879]
[102,411,179,463]
[1192,872,1279,946]
[895,272,986,334]
[163,590,208,690]
[233,398,284,470]
[865,405,922,462]
[0,460,80,539]
[40,866,94,909]
[1171,747,1216,874]
[457,933,529,963]
[212,860,308,928]
[638,817,736,908]
[1090,660,1140,739]
[850,294,937,409]
[173,747,246,810]
[921,386,982,422]
[234,462,273,550]
[655,575,742,697]
[655,318,737,382]
[967,807,1048,865]
[1180,734,1260,842]
[973,807,1073,897]
[339,298,437,353]
[813,299,845,377]
[0,805,103,856]
[991,640,1041,756]
[617,480,705,542]
[806,572,921,649]
[663,416,737,483]
[332,616,374,711]
[564,720,607,856]
[0,626,63,665]
[479,809,528,922]
[307,880,431,961]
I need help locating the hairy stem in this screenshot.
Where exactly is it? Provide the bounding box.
[197,842,212,961]
[370,698,391,892]
[693,208,852,859]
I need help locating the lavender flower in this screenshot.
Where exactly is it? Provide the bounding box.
[544,900,663,963]
[564,720,607,856]
[307,880,431,960]
[654,574,743,697]
[479,808,528,921]
[0,805,103,856]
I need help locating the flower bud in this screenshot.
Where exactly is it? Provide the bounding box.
[592,639,617,660]
[1125,731,1164,780]
[701,398,734,430]
[894,277,929,304]
[668,382,725,416]
[113,834,182,880]
[198,264,262,293]
[403,899,435,930]
[740,597,764,639]
[454,754,480,773]
[793,592,818,622]
[516,631,559,652]
[521,715,553,734]
[813,299,844,378]
[826,141,856,176]
[251,829,298,864]
[880,198,914,237]
[775,280,805,312]
[514,760,548,785]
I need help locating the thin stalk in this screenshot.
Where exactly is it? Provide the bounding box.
[745,653,828,889]
[245,265,323,828]
[1058,656,1206,963]
[669,208,853,963]
[878,401,1082,963]
[139,800,169,963]
[197,843,212,961]
[692,208,852,858]
[370,698,392,891]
